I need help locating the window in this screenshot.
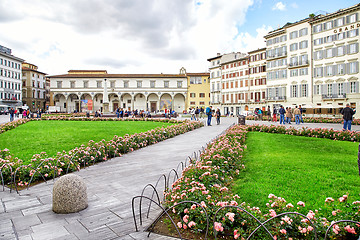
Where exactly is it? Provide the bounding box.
[314,50,323,60]
[57,81,62,88]
[325,48,334,58]
[110,81,115,88]
[137,81,142,88]
[97,81,102,88]
[199,93,205,98]
[299,40,308,49]
[299,68,308,76]
[347,13,358,24]
[314,67,323,78]
[301,84,308,97]
[190,93,195,98]
[150,81,155,88]
[289,31,298,39]
[123,81,129,88]
[348,29,359,38]
[337,46,345,56]
[348,43,359,54]
[70,81,75,88]
[349,62,359,74]
[199,101,205,105]
[299,28,308,37]
[190,101,196,105]
[290,69,298,77]
[350,82,357,93]
[314,85,320,95]
[338,83,344,95]
[324,21,332,30]
[335,17,344,27]
[290,43,298,51]
[177,81,182,88]
[327,84,333,95]
[337,64,345,75]
[164,81,169,88]
[326,65,334,76]
[291,85,298,98]
[313,24,322,33]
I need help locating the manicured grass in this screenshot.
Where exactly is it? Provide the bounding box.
[0,120,172,162]
[234,132,360,210]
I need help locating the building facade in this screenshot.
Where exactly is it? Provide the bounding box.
[48,70,188,113]
[22,62,47,111]
[0,45,24,109]
[209,3,360,117]
[184,68,210,111]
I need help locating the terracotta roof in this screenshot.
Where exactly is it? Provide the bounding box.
[22,67,47,75]
[48,73,187,78]
[187,72,210,76]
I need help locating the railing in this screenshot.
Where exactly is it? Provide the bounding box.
[266,51,287,60]
[266,96,286,101]
[288,60,309,68]
[322,93,347,99]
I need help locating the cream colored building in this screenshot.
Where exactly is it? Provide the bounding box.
[48,70,187,113]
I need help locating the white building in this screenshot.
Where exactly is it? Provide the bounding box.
[48,70,187,113]
[0,45,24,108]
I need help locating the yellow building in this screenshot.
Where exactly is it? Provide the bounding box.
[182,68,210,112]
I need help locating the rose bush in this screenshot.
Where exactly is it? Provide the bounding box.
[163,124,360,239]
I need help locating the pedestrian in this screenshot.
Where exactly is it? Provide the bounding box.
[215,108,221,125]
[272,107,277,122]
[340,103,356,131]
[195,107,200,120]
[205,106,213,126]
[190,108,196,120]
[267,106,271,121]
[293,106,301,124]
[9,107,14,122]
[299,105,304,123]
[22,109,27,118]
[200,107,205,119]
[258,108,263,121]
[285,107,292,124]
[279,105,285,124]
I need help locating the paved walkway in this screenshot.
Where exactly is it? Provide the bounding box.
[0,117,237,240]
[1,117,359,240]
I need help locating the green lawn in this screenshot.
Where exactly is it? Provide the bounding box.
[234,132,360,210]
[0,120,172,161]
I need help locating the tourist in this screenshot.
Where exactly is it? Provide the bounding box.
[9,107,14,122]
[190,108,196,121]
[258,108,263,121]
[299,105,304,123]
[205,106,212,126]
[272,107,277,122]
[293,106,301,124]
[215,108,221,125]
[279,105,285,124]
[195,107,200,120]
[267,106,271,121]
[285,107,292,124]
[200,107,205,119]
[340,103,356,131]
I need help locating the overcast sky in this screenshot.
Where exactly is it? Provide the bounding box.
[1,0,359,75]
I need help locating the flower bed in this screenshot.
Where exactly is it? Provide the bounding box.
[163,125,360,239]
[0,119,203,188]
[246,115,360,125]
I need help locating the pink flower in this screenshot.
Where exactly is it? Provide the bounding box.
[200,201,207,208]
[234,229,240,239]
[184,208,189,214]
[269,209,277,217]
[226,212,235,222]
[286,203,294,208]
[333,224,340,234]
[177,222,182,228]
[325,197,334,203]
[182,215,189,223]
[188,221,196,228]
[307,226,314,232]
[344,225,357,234]
[214,222,224,232]
[332,210,337,216]
[297,201,305,207]
[280,229,287,234]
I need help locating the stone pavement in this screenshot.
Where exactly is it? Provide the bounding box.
[0,117,237,240]
[1,117,358,240]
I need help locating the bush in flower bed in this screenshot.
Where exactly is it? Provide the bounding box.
[246,124,360,142]
[245,115,360,125]
[0,118,31,134]
[0,119,203,188]
[162,125,360,239]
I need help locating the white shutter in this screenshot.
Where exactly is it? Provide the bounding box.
[356,81,360,93]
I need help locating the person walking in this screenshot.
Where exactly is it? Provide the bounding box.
[293,106,301,124]
[267,106,271,121]
[9,107,15,122]
[190,108,196,121]
[285,107,292,124]
[215,108,221,125]
[340,103,356,131]
[272,107,277,122]
[279,105,285,124]
[299,105,304,123]
[205,106,213,126]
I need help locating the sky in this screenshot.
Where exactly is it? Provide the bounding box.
[1,0,359,75]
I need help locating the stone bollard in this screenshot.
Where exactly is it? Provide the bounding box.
[52,174,88,214]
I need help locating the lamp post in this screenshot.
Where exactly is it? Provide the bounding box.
[102,78,110,114]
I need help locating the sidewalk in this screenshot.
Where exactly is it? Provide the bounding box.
[0,117,237,240]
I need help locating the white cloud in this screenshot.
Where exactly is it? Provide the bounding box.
[291,2,299,9]
[0,0,261,75]
[272,2,286,11]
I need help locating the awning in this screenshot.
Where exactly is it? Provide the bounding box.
[319,104,336,108]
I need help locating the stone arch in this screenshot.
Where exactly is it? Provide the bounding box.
[160,93,172,111]
[173,93,186,113]
[67,94,80,113]
[134,93,146,111]
[147,93,159,112]
[109,93,119,112]
[93,93,103,112]
[121,93,132,111]
[80,93,93,112]
[54,93,66,112]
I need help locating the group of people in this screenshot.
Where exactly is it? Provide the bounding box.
[8,108,41,122]
[205,106,221,126]
[277,105,304,125]
[189,107,205,121]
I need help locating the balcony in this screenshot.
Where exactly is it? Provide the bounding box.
[322,93,346,99]
[210,88,221,93]
[288,60,309,69]
[266,96,286,101]
[266,51,287,60]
